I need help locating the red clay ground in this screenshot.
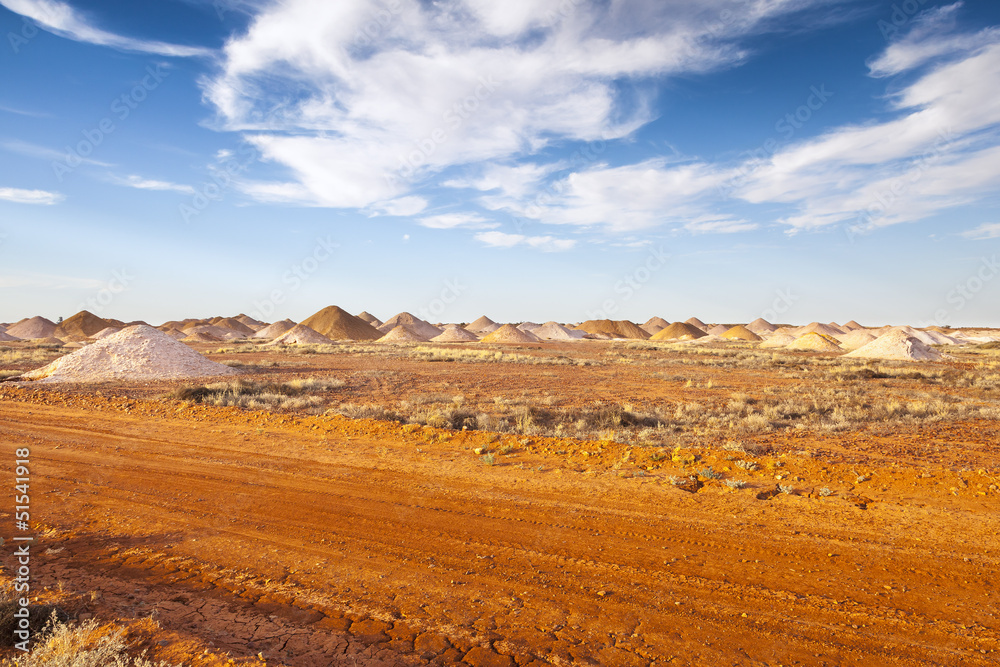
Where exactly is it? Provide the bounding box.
[1,379,998,666]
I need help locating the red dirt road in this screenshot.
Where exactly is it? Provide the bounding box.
[1,388,998,666]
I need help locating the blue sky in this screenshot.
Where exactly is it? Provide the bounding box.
[1,0,999,327]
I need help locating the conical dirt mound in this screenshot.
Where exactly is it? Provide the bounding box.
[480,324,541,343]
[842,320,864,331]
[357,311,382,326]
[651,322,707,340]
[844,329,944,361]
[786,332,842,352]
[797,322,844,337]
[466,315,498,333]
[301,306,381,341]
[431,326,479,342]
[269,324,334,345]
[685,317,708,331]
[55,311,116,339]
[378,313,442,339]
[253,319,297,339]
[20,325,237,383]
[534,322,585,340]
[722,325,762,342]
[213,317,256,336]
[644,316,670,329]
[747,318,777,334]
[707,324,729,336]
[575,320,650,339]
[377,325,430,342]
[6,316,57,339]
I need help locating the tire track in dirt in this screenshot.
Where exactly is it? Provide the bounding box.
[1,399,998,666]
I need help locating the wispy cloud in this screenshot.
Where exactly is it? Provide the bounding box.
[962,222,1000,240]
[0,139,113,167]
[0,186,63,205]
[0,103,53,118]
[417,213,498,230]
[0,0,212,57]
[203,0,829,210]
[109,174,196,195]
[474,230,575,251]
[368,196,428,217]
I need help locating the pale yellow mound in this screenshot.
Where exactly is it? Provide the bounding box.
[651,322,707,340]
[786,332,842,352]
[722,325,763,342]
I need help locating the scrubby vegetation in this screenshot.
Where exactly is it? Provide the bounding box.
[168,378,345,411]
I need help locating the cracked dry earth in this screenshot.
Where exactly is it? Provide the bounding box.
[1,386,999,666]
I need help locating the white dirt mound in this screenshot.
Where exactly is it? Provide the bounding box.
[836,330,877,351]
[269,324,333,345]
[20,325,237,383]
[747,318,777,334]
[517,322,541,332]
[534,321,586,340]
[253,319,296,339]
[91,327,122,340]
[379,313,442,339]
[377,325,430,342]
[844,329,944,361]
[431,326,479,342]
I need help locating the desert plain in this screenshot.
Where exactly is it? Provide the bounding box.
[1,307,999,666]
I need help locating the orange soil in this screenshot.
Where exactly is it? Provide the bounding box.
[1,380,998,666]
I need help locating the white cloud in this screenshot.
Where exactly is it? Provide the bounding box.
[0,139,113,167]
[369,196,428,217]
[0,186,63,205]
[0,0,211,57]
[962,222,1000,240]
[444,162,560,199]
[734,22,1000,232]
[418,213,498,230]
[204,0,825,208]
[0,103,52,118]
[110,174,195,195]
[474,230,575,251]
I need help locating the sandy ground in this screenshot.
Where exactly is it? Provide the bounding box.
[1,379,998,666]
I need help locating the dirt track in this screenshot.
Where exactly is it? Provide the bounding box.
[1,388,998,666]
